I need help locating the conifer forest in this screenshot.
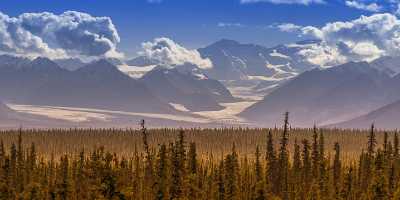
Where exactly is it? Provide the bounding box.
[0,115,398,199]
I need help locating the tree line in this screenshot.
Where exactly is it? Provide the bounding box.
[0,115,399,199]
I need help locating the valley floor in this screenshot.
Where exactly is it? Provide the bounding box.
[4,83,264,127]
[7,100,257,127]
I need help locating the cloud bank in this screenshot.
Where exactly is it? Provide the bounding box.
[140,37,213,69]
[278,13,400,66]
[0,11,121,59]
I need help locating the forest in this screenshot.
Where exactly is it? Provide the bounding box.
[0,114,398,199]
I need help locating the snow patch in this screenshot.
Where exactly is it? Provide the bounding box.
[270,50,291,59]
[193,101,257,123]
[117,65,157,78]
[8,104,211,124]
[8,104,113,122]
[169,103,190,112]
[247,75,282,82]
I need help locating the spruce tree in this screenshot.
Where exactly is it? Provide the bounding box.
[367,124,377,157]
[217,160,225,200]
[141,120,155,199]
[340,167,354,200]
[394,132,399,157]
[311,125,319,179]
[188,142,198,199]
[156,144,168,200]
[302,139,311,198]
[292,139,302,199]
[224,145,239,200]
[266,130,277,195]
[384,132,389,155]
[333,142,341,199]
[170,143,184,200]
[0,157,11,200]
[56,155,71,200]
[254,145,265,200]
[318,131,327,197]
[368,151,389,200]
[278,112,290,200]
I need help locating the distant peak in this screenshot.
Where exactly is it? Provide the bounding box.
[213,39,240,46]
[80,59,119,72]
[32,56,53,63]
[295,39,321,45]
[30,57,60,69]
[92,59,114,66]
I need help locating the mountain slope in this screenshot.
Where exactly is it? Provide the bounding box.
[0,101,14,119]
[330,100,400,129]
[371,56,400,77]
[240,62,393,127]
[0,56,69,102]
[53,58,87,71]
[0,57,175,114]
[140,65,235,111]
[26,60,174,113]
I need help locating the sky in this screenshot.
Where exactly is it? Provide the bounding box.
[0,0,400,59]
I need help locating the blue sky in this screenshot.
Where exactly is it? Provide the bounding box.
[0,0,398,58]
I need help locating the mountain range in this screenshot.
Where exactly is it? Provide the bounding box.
[2,39,400,128]
[0,54,236,115]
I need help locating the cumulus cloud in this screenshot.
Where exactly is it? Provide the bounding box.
[240,0,325,5]
[345,1,382,12]
[0,11,122,59]
[140,37,213,69]
[278,13,400,66]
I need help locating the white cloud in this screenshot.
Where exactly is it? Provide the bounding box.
[345,1,382,12]
[396,3,400,15]
[240,0,325,5]
[140,37,213,69]
[217,22,245,28]
[297,43,347,66]
[0,11,122,59]
[275,23,303,32]
[278,13,400,66]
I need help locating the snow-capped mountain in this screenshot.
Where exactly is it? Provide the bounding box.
[126,56,159,67]
[123,39,322,101]
[198,39,319,81]
[125,39,320,83]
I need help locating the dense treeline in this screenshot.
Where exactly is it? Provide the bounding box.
[0,116,400,199]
